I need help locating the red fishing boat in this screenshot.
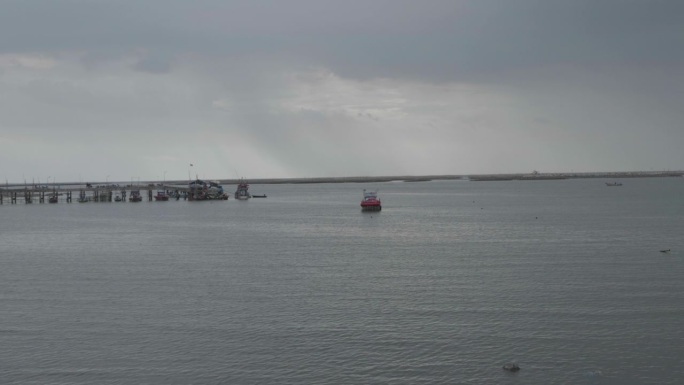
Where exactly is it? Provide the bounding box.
[360,189,381,211]
[154,190,169,201]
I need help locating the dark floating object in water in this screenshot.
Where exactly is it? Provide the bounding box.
[660,249,671,253]
[252,195,267,198]
[502,363,520,372]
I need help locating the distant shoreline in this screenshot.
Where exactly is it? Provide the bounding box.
[466,170,683,182]
[239,170,684,184]
[3,170,681,188]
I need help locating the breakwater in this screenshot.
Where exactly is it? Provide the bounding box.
[165,170,683,184]
[208,170,682,184]
[468,170,682,181]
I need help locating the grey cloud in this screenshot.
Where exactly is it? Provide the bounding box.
[2,0,683,181]
[2,1,682,82]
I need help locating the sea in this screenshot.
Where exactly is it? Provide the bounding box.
[1,177,683,384]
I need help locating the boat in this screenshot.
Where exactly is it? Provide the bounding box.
[234,179,251,200]
[77,191,89,203]
[48,195,58,204]
[252,194,267,198]
[187,179,228,201]
[154,190,169,201]
[129,190,143,202]
[360,189,381,211]
[115,196,122,202]
[605,182,623,186]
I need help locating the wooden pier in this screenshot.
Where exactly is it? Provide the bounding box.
[0,185,187,204]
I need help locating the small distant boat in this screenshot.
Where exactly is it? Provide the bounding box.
[48,195,58,204]
[154,190,169,201]
[252,194,267,198]
[360,189,381,211]
[115,196,122,202]
[234,179,251,200]
[605,182,623,186]
[129,190,143,202]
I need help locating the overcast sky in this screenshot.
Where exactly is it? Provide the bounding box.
[1,0,682,183]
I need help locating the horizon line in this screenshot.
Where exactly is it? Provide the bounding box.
[3,170,682,187]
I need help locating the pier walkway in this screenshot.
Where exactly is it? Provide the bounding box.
[0,184,188,204]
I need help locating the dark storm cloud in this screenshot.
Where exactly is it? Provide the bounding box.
[2,0,682,81]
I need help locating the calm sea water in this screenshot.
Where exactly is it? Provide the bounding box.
[1,178,683,384]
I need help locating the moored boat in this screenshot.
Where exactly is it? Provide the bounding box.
[187,179,228,201]
[360,189,381,211]
[77,191,89,203]
[234,179,251,200]
[129,190,143,202]
[154,190,169,201]
[605,182,623,186]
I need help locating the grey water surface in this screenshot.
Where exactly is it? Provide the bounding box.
[1,178,683,384]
